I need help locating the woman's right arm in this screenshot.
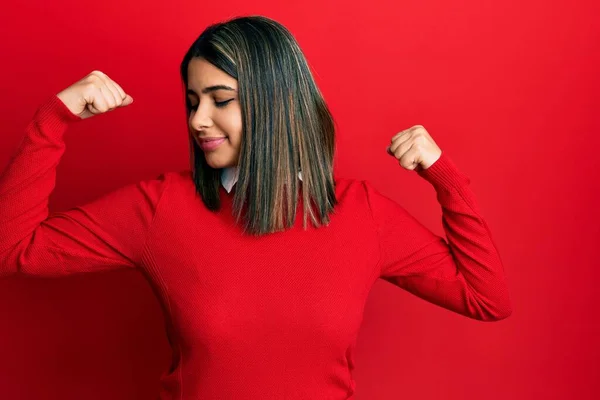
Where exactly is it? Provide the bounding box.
[0,71,170,278]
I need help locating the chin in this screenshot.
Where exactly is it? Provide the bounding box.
[204,153,237,169]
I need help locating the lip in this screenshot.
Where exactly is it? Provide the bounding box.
[198,137,227,151]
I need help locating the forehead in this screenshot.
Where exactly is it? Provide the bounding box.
[187,58,238,91]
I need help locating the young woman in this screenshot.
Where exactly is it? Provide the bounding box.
[0,15,511,400]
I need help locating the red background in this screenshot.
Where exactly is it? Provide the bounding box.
[1,0,599,399]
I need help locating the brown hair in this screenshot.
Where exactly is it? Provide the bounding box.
[180,15,337,235]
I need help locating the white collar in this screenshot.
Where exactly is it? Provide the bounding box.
[221,167,303,193]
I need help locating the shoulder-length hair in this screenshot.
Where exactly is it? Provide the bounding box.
[179,15,337,236]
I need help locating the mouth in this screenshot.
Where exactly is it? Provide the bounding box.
[198,136,227,151]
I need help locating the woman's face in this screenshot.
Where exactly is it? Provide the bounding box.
[187,57,242,169]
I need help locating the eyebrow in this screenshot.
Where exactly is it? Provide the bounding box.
[186,85,237,96]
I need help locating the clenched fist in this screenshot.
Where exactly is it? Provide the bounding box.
[386,125,442,171]
[56,70,133,119]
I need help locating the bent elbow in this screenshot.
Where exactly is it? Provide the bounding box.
[490,305,513,321]
[479,299,513,322]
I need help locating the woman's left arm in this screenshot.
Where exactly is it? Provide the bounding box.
[367,125,512,321]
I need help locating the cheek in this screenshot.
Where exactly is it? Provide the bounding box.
[221,109,243,147]
[227,126,243,148]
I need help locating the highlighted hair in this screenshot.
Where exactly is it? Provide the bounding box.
[180,15,337,235]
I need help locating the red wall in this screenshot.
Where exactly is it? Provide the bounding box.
[1,0,598,399]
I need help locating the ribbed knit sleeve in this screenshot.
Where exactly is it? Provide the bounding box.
[0,95,170,278]
[363,151,512,321]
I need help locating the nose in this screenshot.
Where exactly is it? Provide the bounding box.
[190,104,213,131]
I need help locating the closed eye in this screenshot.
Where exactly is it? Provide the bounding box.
[186,99,234,111]
[215,99,234,108]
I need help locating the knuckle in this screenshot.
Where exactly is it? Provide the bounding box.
[85,82,98,94]
[87,75,102,86]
